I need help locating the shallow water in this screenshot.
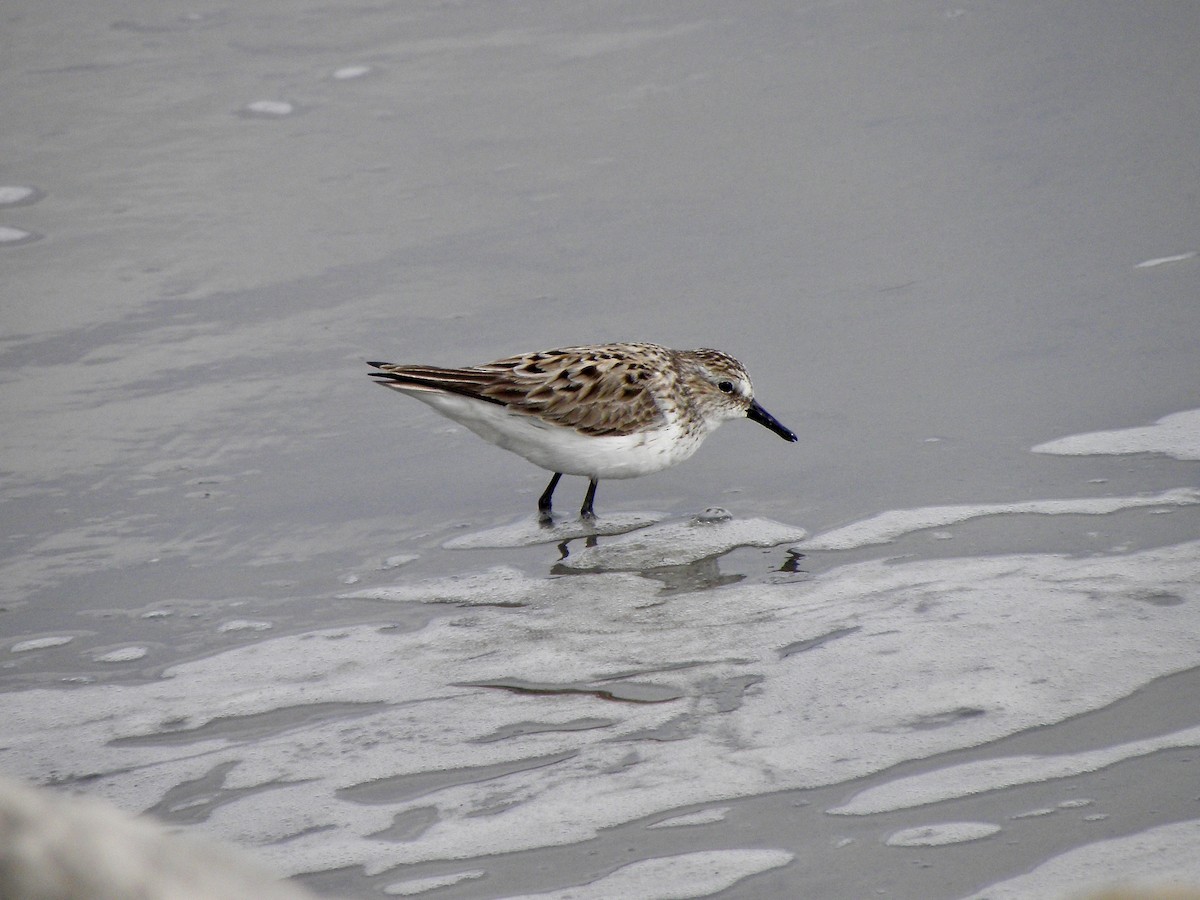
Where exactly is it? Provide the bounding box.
[3,2,1200,898]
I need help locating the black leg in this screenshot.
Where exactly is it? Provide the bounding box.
[580,478,599,520]
[538,472,562,519]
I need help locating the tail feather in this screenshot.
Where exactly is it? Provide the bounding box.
[367,361,505,405]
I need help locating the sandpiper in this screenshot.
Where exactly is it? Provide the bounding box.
[368,342,797,519]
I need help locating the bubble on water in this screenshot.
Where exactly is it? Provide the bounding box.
[11,636,74,653]
[333,65,372,80]
[0,185,44,207]
[0,225,41,246]
[886,822,1000,847]
[646,806,730,828]
[240,100,296,118]
[94,646,149,663]
[1134,251,1196,268]
[218,620,273,633]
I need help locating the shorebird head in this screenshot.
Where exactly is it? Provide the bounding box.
[685,349,798,442]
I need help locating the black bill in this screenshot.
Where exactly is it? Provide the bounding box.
[747,400,798,442]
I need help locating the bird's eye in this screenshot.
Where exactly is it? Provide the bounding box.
[718,380,735,394]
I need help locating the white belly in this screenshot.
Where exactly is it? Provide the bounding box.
[410,392,705,479]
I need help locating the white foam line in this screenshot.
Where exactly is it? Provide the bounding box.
[497,849,793,900]
[798,488,1199,551]
[384,869,485,895]
[829,723,1200,815]
[1033,409,1200,461]
[10,635,75,652]
[961,819,1200,899]
[5,540,1200,877]
[1135,251,1197,267]
[646,806,730,828]
[885,821,1000,847]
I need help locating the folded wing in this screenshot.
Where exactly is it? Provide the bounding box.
[368,344,670,437]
